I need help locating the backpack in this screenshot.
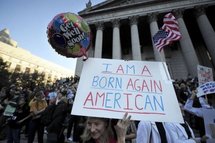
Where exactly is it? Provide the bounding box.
[41,104,56,126]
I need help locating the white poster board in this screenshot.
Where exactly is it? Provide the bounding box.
[202,109,215,141]
[197,65,213,85]
[72,58,183,123]
[197,81,215,97]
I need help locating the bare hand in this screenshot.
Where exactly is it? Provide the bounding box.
[201,135,209,142]
[191,91,196,99]
[114,112,131,143]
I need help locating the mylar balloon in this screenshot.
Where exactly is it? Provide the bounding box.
[47,12,91,58]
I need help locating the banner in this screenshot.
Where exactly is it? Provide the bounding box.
[197,65,213,85]
[197,81,215,97]
[71,58,183,123]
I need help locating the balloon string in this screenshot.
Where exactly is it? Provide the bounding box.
[81,48,88,61]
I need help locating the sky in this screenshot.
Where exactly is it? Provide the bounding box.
[0,0,105,72]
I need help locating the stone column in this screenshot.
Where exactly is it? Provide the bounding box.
[9,62,17,73]
[195,6,215,65]
[29,64,35,74]
[174,10,199,76]
[112,19,121,59]
[129,16,142,61]
[20,65,26,73]
[148,13,165,62]
[94,22,104,58]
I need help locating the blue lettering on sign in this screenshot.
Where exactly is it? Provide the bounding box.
[92,76,122,90]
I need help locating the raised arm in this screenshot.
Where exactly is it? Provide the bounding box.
[184,92,203,117]
[114,112,131,143]
[199,96,211,109]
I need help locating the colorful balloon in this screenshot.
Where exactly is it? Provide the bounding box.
[47,12,91,58]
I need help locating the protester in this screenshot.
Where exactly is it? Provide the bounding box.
[6,94,30,143]
[136,121,171,143]
[178,82,191,104]
[46,95,68,143]
[81,112,131,143]
[40,94,57,131]
[0,87,7,109]
[72,115,87,143]
[2,73,214,143]
[65,94,74,142]
[0,86,8,140]
[28,90,47,143]
[165,121,208,143]
[65,115,74,142]
[47,88,57,105]
[164,102,203,143]
[0,85,20,140]
[184,89,213,116]
[184,89,213,141]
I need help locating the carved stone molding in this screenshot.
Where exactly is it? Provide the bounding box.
[147,13,158,23]
[111,19,121,27]
[195,6,206,17]
[83,0,215,24]
[173,9,184,19]
[95,22,104,30]
[129,16,139,25]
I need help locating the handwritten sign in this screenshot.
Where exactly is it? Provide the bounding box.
[198,65,213,85]
[71,58,183,123]
[197,81,215,97]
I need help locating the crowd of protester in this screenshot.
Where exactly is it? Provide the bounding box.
[0,75,82,143]
[173,76,214,138]
[0,74,214,143]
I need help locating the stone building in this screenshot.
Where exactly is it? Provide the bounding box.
[75,0,215,80]
[0,28,74,83]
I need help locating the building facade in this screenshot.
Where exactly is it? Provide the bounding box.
[0,28,74,83]
[75,0,215,80]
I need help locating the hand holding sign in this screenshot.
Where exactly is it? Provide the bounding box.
[114,112,131,142]
[47,12,91,58]
[197,81,215,97]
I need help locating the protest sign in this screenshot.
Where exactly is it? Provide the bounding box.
[3,104,16,117]
[71,58,183,123]
[197,81,215,97]
[197,65,213,85]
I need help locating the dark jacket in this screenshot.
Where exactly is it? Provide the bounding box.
[7,102,30,128]
[46,101,68,134]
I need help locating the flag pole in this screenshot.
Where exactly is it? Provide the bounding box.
[160,50,171,81]
[152,12,181,81]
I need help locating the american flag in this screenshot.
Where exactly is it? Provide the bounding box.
[153,13,182,52]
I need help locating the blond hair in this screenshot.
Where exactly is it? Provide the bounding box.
[81,117,115,143]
